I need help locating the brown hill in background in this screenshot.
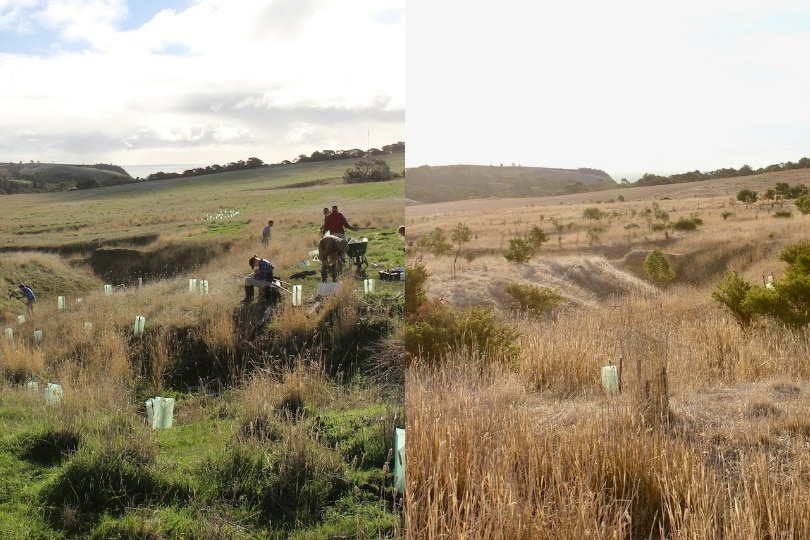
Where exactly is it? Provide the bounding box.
[405,164,616,203]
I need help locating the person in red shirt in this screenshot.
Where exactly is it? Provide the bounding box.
[320,205,357,240]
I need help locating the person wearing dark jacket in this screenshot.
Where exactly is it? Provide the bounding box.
[18,284,35,317]
[243,256,275,304]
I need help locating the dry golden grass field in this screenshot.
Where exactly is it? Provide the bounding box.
[405,168,810,539]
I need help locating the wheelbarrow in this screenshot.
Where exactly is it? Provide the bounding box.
[346,238,369,278]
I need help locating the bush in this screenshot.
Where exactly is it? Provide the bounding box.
[711,271,755,327]
[343,158,392,183]
[712,242,810,328]
[644,249,675,285]
[774,210,792,218]
[672,217,698,231]
[504,282,564,318]
[405,299,520,366]
[504,237,532,263]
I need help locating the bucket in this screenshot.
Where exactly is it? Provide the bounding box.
[394,428,406,494]
[146,397,175,429]
[188,278,197,293]
[364,279,375,294]
[33,330,43,343]
[45,383,63,405]
[199,279,209,294]
[17,315,25,324]
[601,365,620,395]
[57,295,66,310]
[4,328,12,340]
[104,284,113,296]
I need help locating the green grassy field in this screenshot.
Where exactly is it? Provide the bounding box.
[0,153,405,538]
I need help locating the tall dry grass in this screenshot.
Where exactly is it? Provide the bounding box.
[406,174,810,538]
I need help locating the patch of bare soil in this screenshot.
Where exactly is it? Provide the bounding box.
[423,253,659,310]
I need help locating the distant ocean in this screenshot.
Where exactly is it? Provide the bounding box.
[122,164,207,179]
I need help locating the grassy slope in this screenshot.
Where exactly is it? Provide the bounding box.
[0,152,404,250]
[0,154,405,538]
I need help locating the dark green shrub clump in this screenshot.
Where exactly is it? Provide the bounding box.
[212,434,346,528]
[40,436,187,533]
[504,282,564,318]
[18,427,81,466]
[405,298,520,366]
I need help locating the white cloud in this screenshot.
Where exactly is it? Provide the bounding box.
[0,0,404,167]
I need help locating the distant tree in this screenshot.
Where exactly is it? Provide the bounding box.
[416,228,452,259]
[736,189,758,206]
[582,207,604,220]
[525,225,549,252]
[450,223,472,277]
[344,158,392,183]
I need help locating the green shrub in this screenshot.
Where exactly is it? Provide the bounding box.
[711,271,755,327]
[405,299,520,366]
[582,207,605,220]
[504,282,564,318]
[672,217,698,231]
[774,210,793,218]
[405,263,429,315]
[644,249,675,285]
[712,242,810,328]
[504,236,532,263]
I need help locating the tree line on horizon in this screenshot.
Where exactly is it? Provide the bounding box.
[0,142,405,194]
[145,141,405,182]
[630,156,810,187]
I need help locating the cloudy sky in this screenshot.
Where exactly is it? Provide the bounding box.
[0,0,404,175]
[407,1,810,181]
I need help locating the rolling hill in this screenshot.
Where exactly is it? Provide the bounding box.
[405,164,616,203]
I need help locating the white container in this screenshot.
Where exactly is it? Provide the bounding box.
[26,380,38,393]
[364,279,375,294]
[33,330,43,343]
[4,328,13,340]
[104,284,113,296]
[146,397,175,429]
[601,365,620,395]
[133,316,146,337]
[394,428,406,494]
[17,315,25,324]
[83,322,93,333]
[198,279,209,294]
[188,278,197,293]
[292,284,302,306]
[57,296,66,310]
[45,383,63,405]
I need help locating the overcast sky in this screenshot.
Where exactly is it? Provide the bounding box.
[0,0,404,174]
[407,1,810,181]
